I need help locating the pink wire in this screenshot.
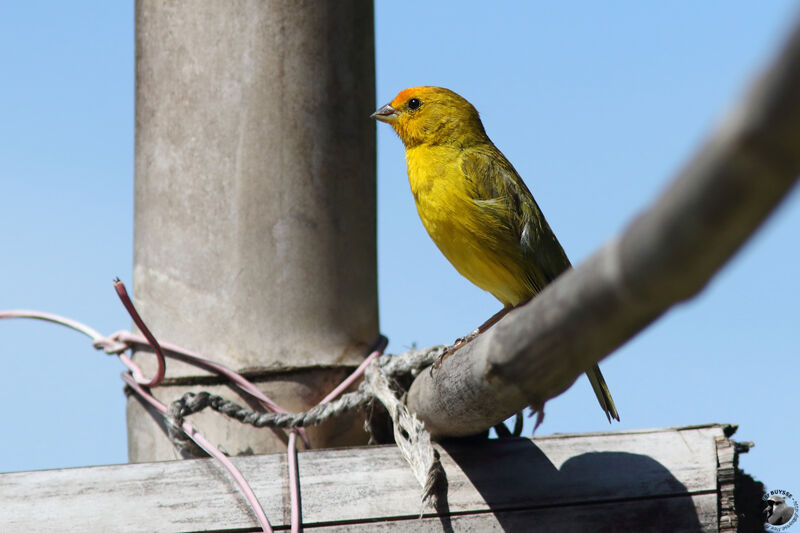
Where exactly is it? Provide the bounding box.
[110,330,311,449]
[122,373,273,533]
[287,432,301,533]
[113,280,166,388]
[0,308,389,533]
[108,279,308,446]
[0,309,285,530]
[0,309,108,343]
[283,335,389,532]
[318,336,387,405]
[113,332,285,412]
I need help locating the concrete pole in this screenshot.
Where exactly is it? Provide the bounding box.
[128,0,377,461]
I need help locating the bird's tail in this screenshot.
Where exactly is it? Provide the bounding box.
[587,363,619,422]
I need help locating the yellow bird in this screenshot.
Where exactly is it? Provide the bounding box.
[372,86,619,422]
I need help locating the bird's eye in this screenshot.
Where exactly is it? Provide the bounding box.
[408,98,421,110]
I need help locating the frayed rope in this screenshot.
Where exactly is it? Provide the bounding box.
[167,346,448,510]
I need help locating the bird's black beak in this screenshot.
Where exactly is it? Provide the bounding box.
[371,103,398,123]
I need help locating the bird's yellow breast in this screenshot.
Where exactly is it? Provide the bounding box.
[406,145,533,307]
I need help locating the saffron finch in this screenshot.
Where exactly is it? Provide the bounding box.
[372,86,619,422]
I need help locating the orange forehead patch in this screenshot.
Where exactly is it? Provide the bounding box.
[391,86,436,107]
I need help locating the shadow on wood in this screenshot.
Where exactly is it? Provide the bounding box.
[441,437,703,532]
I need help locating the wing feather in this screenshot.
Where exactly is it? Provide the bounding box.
[460,145,571,298]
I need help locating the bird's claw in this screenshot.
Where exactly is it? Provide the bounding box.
[429,330,481,375]
[430,348,450,374]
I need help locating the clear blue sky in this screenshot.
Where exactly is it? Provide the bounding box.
[1,0,799,503]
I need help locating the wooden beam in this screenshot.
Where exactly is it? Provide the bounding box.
[407,13,800,438]
[0,425,743,532]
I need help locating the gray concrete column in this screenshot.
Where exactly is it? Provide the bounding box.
[128,0,377,461]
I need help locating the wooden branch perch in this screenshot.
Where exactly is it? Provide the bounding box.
[408,15,800,438]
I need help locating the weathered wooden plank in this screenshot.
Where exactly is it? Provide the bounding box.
[0,425,732,532]
[716,435,739,532]
[319,494,720,532]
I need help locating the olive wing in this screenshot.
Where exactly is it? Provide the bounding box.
[460,145,571,296]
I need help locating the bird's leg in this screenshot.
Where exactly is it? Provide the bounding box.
[432,305,515,371]
[454,305,512,347]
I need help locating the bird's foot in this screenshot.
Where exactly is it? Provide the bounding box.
[449,328,479,353]
[428,306,514,375]
[430,329,480,374]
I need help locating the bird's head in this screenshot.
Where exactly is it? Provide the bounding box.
[371,86,486,148]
